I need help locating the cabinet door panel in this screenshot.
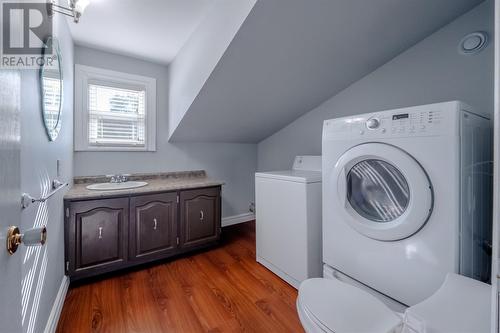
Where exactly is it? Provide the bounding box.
[130,193,178,261]
[180,187,220,249]
[69,198,129,277]
[79,209,121,267]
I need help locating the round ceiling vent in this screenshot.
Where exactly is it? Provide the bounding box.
[458,31,488,55]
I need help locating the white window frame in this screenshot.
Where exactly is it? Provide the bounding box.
[74,64,157,151]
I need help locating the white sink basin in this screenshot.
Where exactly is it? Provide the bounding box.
[86,181,148,191]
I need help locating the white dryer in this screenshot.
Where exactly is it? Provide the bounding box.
[255,156,322,288]
[322,101,492,307]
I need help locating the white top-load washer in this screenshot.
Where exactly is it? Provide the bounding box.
[322,101,492,307]
[255,156,322,288]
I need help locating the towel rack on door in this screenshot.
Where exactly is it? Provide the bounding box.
[22,179,68,209]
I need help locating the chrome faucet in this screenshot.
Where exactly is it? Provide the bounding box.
[108,174,129,183]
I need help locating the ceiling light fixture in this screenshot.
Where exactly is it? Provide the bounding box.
[49,0,90,23]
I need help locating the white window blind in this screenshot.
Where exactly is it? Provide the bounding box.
[88,83,146,147]
[75,65,156,151]
[42,75,62,125]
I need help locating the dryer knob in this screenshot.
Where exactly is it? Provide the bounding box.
[366,118,380,129]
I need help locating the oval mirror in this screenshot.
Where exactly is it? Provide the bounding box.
[40,37,63,141]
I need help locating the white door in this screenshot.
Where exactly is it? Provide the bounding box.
[0,71,23,332]
[331,143,433,241]
[492,1,500,331]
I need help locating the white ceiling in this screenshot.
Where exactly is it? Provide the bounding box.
[170,0,485,142]
[67,0,212,64]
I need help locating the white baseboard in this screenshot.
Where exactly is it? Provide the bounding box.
[222,212,255,227]
[44,276,69,333]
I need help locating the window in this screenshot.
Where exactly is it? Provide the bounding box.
[75,65,156,151]
[346,159,410,223]
[42,69,62,128]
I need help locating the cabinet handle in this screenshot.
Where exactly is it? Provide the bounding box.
[153,218,158,230]
[98,227,103,239]
[200,210,204,221]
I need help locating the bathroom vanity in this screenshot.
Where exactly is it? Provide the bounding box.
[64,171,223,281]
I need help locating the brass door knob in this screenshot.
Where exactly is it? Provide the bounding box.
[6,226,47,255]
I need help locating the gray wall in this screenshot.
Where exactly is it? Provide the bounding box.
[258,0,494,171]
[168,0,256,136]
[20,15,74,333]
[74,46,257,218]
[169,0,483,143]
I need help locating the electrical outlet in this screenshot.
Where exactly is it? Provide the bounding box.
[249,202,255,213]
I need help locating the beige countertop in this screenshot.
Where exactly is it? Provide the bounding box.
[64,171,224,201]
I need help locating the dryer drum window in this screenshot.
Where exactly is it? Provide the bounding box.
[347,159,410,223]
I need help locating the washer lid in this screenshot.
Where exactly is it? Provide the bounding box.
[298,278,402,333]
[255,170,322,183]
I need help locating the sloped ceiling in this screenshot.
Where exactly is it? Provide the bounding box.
[169,0,484,143]
[67,0,212,64]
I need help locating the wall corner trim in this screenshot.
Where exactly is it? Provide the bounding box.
[222,212,255,227]
[44,276,70,333]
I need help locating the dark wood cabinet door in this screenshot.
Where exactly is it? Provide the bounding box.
[130,192,178,261]
[68,198,128,277]
[180,187,221,249]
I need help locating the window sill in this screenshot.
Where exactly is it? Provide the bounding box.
[74,146,156,152]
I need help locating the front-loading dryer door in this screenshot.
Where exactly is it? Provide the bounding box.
[333,143,433,241]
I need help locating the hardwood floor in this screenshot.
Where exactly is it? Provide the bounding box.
[56,221,304,333]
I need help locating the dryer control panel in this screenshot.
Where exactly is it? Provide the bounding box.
[323,101,466,141]
[389,109,444,134]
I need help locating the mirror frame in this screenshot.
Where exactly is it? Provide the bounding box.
[40,36,63,141]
